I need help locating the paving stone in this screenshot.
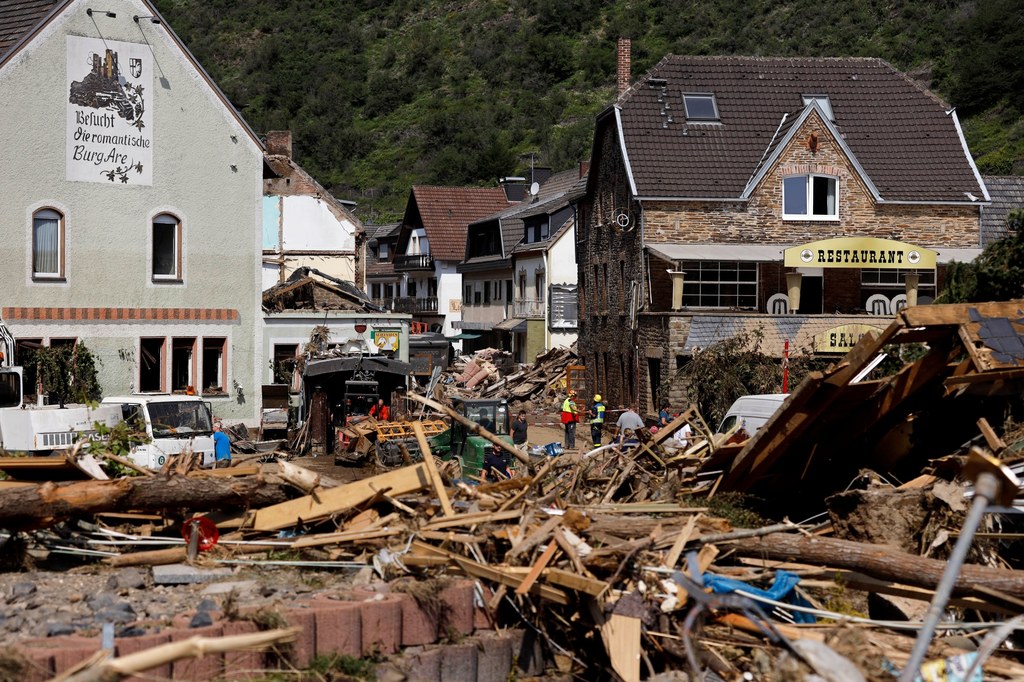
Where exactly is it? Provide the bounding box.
[282,607,316,668]
[439,642,478,682]
[360,597,402,656]
[397,593,438,646]
[313,602,362,658]
[474,633,514,682]
[438,582,475,637]
[170,624,224,681]
[115,631,172,682]
[15,646,55,682]
[151,564,234,585]
[221,620,266,680]
[201,580,258,596]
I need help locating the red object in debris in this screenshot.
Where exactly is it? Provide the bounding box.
[181,516,219,551]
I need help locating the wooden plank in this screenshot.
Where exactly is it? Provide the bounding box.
[977,417,1008,452]
[542,566,609,597]
[946,367,1024,386]
[507,514,562,560]
[421,508,522,530]
[288,528,400,548]
[412,421,454,517]
[599,613,641,682]
[899,300,1024,328]
[514,541,559,595]
[663,513,701,569]
[250,463,430,531]
[411,541,569,604]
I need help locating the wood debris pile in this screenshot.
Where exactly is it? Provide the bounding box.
[5,303,1024,679]
[442,345,579,407]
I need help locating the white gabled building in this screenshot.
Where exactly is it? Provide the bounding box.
[0,0,265,421]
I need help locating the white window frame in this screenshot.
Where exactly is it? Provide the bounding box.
[32,208,65,280]
[782,174,839,221]
[152,213,182,281]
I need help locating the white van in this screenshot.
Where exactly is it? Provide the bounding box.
[101,395,216,469]
[716,394,789,437]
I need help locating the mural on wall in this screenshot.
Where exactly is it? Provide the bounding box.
[66,36,153,185]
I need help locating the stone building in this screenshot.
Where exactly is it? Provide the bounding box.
[576,50,988,414]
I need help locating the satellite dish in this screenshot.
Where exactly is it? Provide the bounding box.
[530,182,540,196]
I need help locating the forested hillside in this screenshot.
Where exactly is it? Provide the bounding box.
[153,0,1023,222]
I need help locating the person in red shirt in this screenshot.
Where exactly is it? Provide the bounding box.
[369,398,389,421]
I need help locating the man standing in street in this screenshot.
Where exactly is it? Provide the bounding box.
[589,394,606,446]
[614,404,645,444]
[512,411,529,450]
[212,422,231,468]
[561,390,579,449]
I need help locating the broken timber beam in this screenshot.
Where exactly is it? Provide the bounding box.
[249,463,431,531]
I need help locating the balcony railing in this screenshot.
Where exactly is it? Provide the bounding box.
[394,254,434,270]
[380,296,438,314]
[513,298,545,319]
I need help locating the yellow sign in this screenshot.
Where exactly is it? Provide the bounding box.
[784,237,936,269]
[814,323,885,353]
[370,329,400,352]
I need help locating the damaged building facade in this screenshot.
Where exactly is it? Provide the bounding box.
[577,48,988,411]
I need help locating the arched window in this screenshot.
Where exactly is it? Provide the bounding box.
[152,213,182,281]
[32,208,64,279]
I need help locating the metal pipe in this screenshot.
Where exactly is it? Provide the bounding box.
[899,471,998,680]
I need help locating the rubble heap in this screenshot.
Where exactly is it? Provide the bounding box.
[4,303,1024,680]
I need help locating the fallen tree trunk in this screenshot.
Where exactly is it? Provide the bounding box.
[729,533,1024,600]
[0,474,292,531]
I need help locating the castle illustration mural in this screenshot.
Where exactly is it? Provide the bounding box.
[65,36,153,185]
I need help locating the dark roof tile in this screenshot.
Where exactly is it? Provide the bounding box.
[0,0,57,57]
[618,56,984,203]
[981,176,1024,245]
[409,186,511,261]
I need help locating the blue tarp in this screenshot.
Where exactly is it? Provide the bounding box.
[703,569,816,623]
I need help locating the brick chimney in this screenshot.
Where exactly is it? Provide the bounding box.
[266,130,292,158]
[617,38,631,96]
[579,160,590,178]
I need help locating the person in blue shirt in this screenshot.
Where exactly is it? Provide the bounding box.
[212,423,231,468]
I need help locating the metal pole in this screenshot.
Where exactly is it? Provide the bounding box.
[899,471,998,681]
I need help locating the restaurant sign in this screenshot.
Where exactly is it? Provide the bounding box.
[784,237,935,270]
[814,323,885,353]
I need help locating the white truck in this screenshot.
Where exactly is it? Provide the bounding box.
[101,395,217,469]
[0,322,121,454]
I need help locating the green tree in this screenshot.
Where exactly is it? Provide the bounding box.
[939,209,1024,303]
[34,343,102,409]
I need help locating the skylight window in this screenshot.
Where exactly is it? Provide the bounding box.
[802,95,834,121]
[682,93,719,121]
